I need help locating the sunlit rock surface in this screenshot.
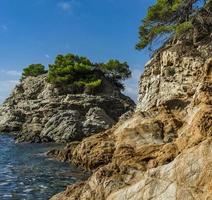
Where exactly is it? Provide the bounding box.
[50,19,212,200]
[0,74,134,143]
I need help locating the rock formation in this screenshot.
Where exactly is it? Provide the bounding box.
[50,16,212,200]
[0,74,134,143]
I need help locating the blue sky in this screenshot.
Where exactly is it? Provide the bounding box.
[0,0,155,103]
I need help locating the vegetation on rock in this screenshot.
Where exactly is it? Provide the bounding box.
[22,53,131,93]
[47,54,131,92]
[136,0,210,50]
[22,64,46,77]
[47,54,100,93]
[98,59,131,90]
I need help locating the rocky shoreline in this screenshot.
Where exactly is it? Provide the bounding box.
[0,7,212,200]
[0,74,135,143]
[49,30,212,199]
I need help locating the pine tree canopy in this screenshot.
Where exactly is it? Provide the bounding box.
[136,0,210,50]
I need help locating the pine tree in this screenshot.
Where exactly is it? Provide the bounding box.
[136,0,209,50]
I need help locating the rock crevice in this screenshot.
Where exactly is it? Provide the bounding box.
[0,74,134,143]
[50,28,212,200]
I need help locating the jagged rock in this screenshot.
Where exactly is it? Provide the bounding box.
[0,74,135,143]
[41,110,84,142]
[82,107,115,136]
[50,24,212,200]
[108,139,212,200]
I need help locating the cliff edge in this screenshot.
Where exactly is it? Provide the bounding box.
[0,73,134,143]
[50,11,212,200]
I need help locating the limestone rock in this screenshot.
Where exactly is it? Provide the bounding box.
[0,74,135,143]
[50,25,212,200]
[108,139,212,200]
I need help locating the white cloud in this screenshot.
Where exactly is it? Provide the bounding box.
[0,70,21,77]
[0,70,21,104]
[124,83,138,102]
[124,68,142,102]
[0,80,18,91]
[58,1,72,11]
[0,80,19,104]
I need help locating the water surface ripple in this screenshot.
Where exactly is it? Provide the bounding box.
[0,134,87,200]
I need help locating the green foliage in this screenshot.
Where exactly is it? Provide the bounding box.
[204,0,212,11]
[55,53,92,67]
[72,78,100,88]
[47,54,131,92]
[175,21,193,36]
[22,64,46,77]
[99,59,131,80]
[47,54,94,86]
[136,0,205,50]
[48,62,92,85]
[83,79,102,88]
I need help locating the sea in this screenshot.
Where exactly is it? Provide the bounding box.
[0,134,87,200]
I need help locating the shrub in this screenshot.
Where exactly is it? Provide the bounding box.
[47,54,131,92]
[175,21,193,36]
[100,60,131,80]
[47,63,92,85]
[22,64,46,77]
[98,59,131,89]
[84,79,102,88]
[47,54,102,93]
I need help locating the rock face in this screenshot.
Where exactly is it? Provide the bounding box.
[137,45,205,111]
[0,74,134,143]
[50,20,212,200]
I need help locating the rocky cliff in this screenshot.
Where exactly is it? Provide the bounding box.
[50,15,212,200]
[0,74,134,143]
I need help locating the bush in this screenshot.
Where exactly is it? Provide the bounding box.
[55,53,92,66]
[47,54,103,93]
[175,21,193,36]
[86,79,102,87]
[47,54,131,92]
[22,64,46,77]
[99,60,131,80]
[98,59,131,90]
[47,63,92,85]
[74,79,102,94]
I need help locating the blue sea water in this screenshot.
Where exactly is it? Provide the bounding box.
[0,134,87,200]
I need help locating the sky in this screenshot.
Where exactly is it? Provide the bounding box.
[0,0,155,103]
